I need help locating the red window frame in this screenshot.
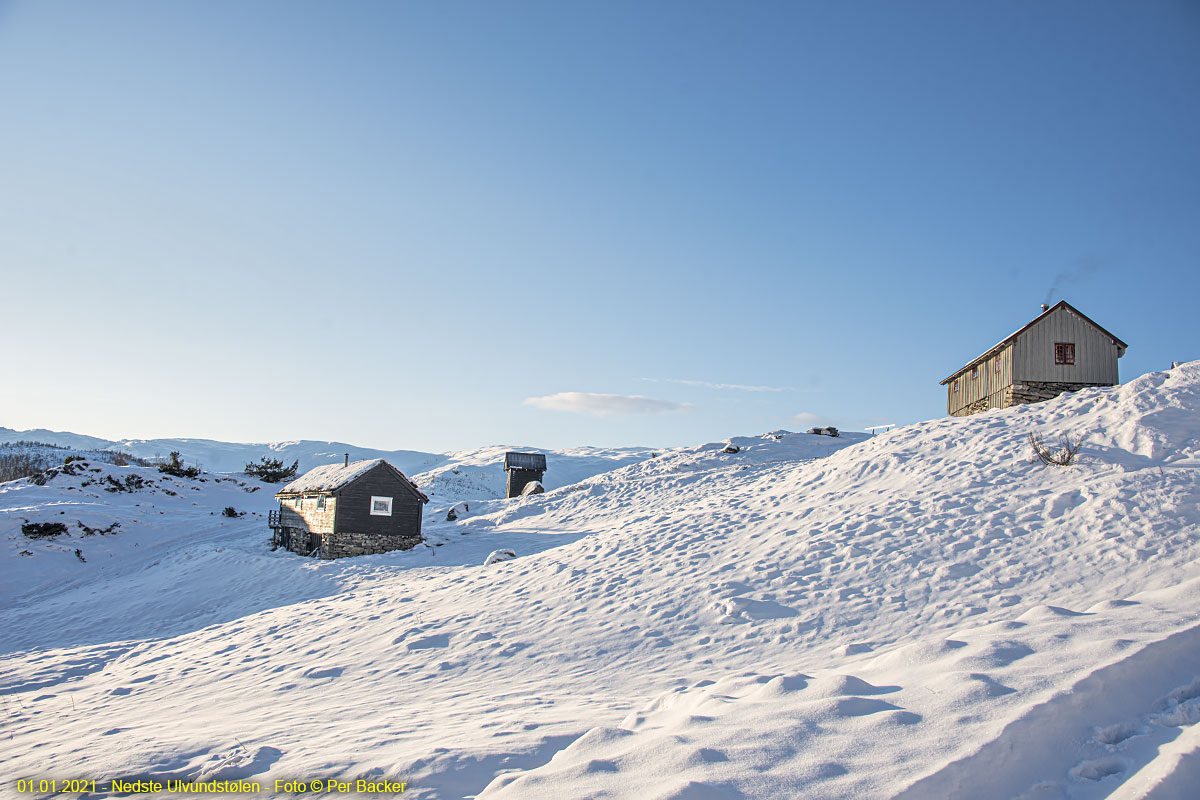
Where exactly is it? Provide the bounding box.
[1055,342,1075,365]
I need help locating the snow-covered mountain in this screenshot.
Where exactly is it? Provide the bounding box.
[1,363,1197,798]
[0,427,658,502]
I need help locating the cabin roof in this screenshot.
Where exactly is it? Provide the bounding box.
[276,458,429,502]
[940,300,1128,385]
[504,452,547,471]
[278,458,384,493]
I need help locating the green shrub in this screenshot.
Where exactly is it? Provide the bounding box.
[158,451,200,479]
[22,521,68,539]
[244,456,299,483]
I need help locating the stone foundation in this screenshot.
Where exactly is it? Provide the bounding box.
[1010,381,1112,406]
[963,398,990,415]
[318,531,422,559]
[276,527,317,556]
[275,528,421,559]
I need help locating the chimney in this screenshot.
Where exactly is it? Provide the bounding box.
[1041,303,1049,313]
[345,454,349,467]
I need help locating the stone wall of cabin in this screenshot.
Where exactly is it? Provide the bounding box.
[276,526,318,556]
[1009,381,1111,406]
[317,531,422,559]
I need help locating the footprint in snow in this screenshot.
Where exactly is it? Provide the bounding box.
[1070,756,1126,782]
[406,633,451,650]
[302,666,344,680]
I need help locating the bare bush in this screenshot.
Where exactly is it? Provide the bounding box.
[1029,432,1080,466]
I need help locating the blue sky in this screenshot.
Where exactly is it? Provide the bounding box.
[1,1,1197,451]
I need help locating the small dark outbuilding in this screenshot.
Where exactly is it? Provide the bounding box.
[268,458,428,558]
[503,452,547,498]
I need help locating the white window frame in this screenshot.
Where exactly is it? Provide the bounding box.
[370,496,393,516]
[316,495,326,511]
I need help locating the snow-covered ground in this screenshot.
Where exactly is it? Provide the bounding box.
[1,363,1198,799]
[0,429,655,501]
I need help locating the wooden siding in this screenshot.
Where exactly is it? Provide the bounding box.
[278,495,337,534]
[333,462,424,540]
[1012,306,1120,384]
[948,344,1013,415]
[506,468,544,498]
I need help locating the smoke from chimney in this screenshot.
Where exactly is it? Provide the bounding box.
[1043,255,1104,306]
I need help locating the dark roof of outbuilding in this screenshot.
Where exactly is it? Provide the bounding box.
[940,300,1128,385]
[503,452,547,471]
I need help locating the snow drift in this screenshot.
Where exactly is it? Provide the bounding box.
[1,363,1198,799]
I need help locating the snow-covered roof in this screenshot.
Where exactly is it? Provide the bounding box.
[278,459,385,494]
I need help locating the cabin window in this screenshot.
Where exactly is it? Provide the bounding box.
[970,367,979,380]
[294,496,303,509]
[370,496,393,516]
[1055,342,1075,365]
[995,356,1002,373]
[952,379,960,392]
[316,496,326,511]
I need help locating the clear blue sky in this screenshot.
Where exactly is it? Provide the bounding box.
[1,1,1196,451]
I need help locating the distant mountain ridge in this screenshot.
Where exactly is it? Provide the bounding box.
[0,426,442,474]
[0,426,658,501]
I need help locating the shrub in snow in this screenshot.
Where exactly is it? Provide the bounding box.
[77,521,120,536]
[521,481,545,496]
[445,502,469,521]
[101,474,147,493]
[244,456,299,483]
[158,451,200,479]
[484,549,517,566]
[22,521,68,540]
[222,506,239,518]
[1029,432,1080,466]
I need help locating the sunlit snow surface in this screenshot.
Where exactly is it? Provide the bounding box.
[2,364,1199,799]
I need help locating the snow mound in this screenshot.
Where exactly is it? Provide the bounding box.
[1,362,1198,799]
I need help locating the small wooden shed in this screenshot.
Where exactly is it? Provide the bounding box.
[941,300,1127,416]
[268,458,428,558]
[503,452,547,498]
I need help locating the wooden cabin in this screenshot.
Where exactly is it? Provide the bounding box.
[941,300,1127,417]
[268,458,428,558]
[503,452,547,498]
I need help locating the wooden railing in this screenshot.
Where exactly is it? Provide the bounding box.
[268,509,282,529]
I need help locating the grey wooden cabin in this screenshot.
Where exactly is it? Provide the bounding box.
[941,300,1127,417]
[268,458,428,558]
[503,452,547,498]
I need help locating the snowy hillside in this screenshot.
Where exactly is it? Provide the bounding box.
[0,427,655,502]
[1,363,1198,799]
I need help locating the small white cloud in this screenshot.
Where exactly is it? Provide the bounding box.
[644,378,795,393]
[524,392,691,417]
[788,411,825,428]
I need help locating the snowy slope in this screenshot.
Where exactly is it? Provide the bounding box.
[1,364,1198,799]
[0,428,655,501]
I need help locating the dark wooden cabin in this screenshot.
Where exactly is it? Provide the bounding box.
[268,458,428,558]
[503,452,547,498]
